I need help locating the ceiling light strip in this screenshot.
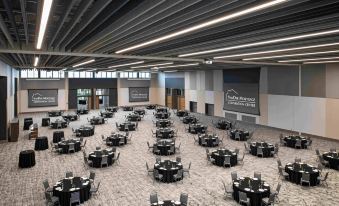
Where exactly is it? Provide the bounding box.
[279,56,339,63]
[131,62,173,69]
[36,0,53,49]
[243,50,339,61]
[304,60,339,64]
[72,59,95,67]
[34,57,39,67]
[108,61,144,68]
[115,0,288,54]
[157,63,199,69]
[179,29,339,57]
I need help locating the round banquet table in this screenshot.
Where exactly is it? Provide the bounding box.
[285,162,320,186]
[88,150,114,168]
[90,117,105,125]
[50,120,68,129]
[77,126,95,137]
[53,131,64,143]
[230,129,249,141]
[106,134,127,146]
[48,110,62,117]
[118,122,136,131]
[154,160,183,183]
[156,128,175,139]
[146,105,156,110]
[53,177,91,206]
[176,110,188,117]
[77,109,89,115]
[233,177,270,206]
[155,112,170,119]
[156,119,171,128]
[34,136,49,150]
[211,149,237,167]
[122,106,134,111]
[127,114,141,121]
[105,106,118,112]
[19,150,35,168]
[198,134,219,147]
[153,139,175,155]
[322,152,339,170]
[58,139,81,154]
[134,109,146,115]
[62,114,78,121]
[216,120,232,130]
[41,118,50,127]
[182,116,197,124]
[250,142,274,158]
[100,111,113,118]
[188,123,207,134]
[283,136,308,149]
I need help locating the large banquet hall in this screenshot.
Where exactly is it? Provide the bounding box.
[0,0,339,206]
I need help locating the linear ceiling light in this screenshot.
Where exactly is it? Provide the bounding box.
[115,0,288,54]
[279,56,339,63]
[72,59,95,67]
[163,70,178,73]
[213,42,339,59]
[157,63,199,69]
[179,29,339,57]
[131,62,173,69]
[36,0,53,49]
[304,60,339,64]
[34,57,39,67]
[108,61,144,68]
[242,50,339,61]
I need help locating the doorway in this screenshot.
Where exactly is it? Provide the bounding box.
[0,76,7,140]
[189,101,197,113]
[95,89,109,109]
[205,103,214,116]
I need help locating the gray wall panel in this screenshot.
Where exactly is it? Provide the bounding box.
[241,115,256,123]
[225,112,237,120]
[20,78,65,90]
[109,88,118,106]
[301,64,326,97]
[68,89,77,109]
[119,79,150,88]
[189,72,197,90]
[69,78,117,89]
[267,66,299,96]
[165,78,184,89]
[326,63,339,98]
[205,71,214,91]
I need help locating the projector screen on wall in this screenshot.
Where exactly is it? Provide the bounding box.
[129,87,149,102]
[223,68,260,115]
[28,89,58,107]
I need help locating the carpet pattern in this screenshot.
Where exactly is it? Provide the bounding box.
[0,109,338,206]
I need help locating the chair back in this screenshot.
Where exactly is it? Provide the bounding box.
[224,156,231,165]
[295,158,301,163]
[301,172,310,181]
[188,162,192,169]
[65,171,73,178]
[239,191,248,202]
[277,159,282,166]
[176,156,181,163]
[146,162,150,170]
[235,132,240,139]
[206,148,210,154]
[330,148,336,152]
[154,169,160,178]
[276,183,282,194]
[323,172,329,181]
[96,182,101,191]
[116,152,120,160]
[43,179,50,190]
[257,147,263,155]
[268,193,275,203]
[63,179,72,189]
[70,191,80,201]
[69,143,75,151]
[150,193,158,204]
[254,172,261,180]
[235,148,240,154]
[180,193,188,205]
[296,139,302,146]
[89,171,95,181]
[101,135,105,140]
[315,149,320,156]
[231,172,237,181]
[45,192,52,202]
[101,156,108,165]
[156,157,161,163]
[177,169,183,178]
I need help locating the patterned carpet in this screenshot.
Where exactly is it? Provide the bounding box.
[0,108,338,206]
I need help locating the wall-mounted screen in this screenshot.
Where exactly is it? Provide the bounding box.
[28,89,58,107]
[129,87,149,102]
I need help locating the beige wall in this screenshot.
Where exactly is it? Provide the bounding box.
[325,98,339,140]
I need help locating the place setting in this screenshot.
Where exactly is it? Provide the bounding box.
[88,116,106,125]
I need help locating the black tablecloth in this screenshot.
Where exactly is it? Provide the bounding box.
[48,111,62,117]
[107,134,127,146]
[50,121,68,129]
[88,150,114,168]
[122,106,134,111]
[42,118,50,127]
[230,130,249,141]
[250,142,274,158]
[156,108,168,113]
[100,111,113,118]
[323,152,339,170]
[198,134,218,147]
[77,126,95,137]
[77,109,89,115]
[284,136,308,149]
[233,177,270,206]
[155,112,170,119]
[19,150,35,168]
[127,114,141,121]
[58,140,81,154]
[182,116,197,124]
[211,149,237,167]
[53,177,91,206]
[156,128,175,139]
[34,136,49,150]
[176,110,188,117]
[53,131,64,143]
[62,114,78,121]
[90,117,105,125]
[118,123,136,131]
[216,120,232,130]
[154,160,183,183]
[23,118,33,130]
[105,107,118,112]
[134,109,145,115]
[189,124,207,134]
[153,140,175,155]
[285,163,320,186]
[156,120,171,128]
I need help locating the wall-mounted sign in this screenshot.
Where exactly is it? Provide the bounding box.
[129,87,149,102]
[28,89,58,107]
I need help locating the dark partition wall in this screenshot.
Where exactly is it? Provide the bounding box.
[0,76,7,139]
[109,89,118,106]
[68,89,77,109]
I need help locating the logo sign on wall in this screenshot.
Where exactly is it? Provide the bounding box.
[223,83,259,115]
[129,87,149,102]
[28,89,58,107]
